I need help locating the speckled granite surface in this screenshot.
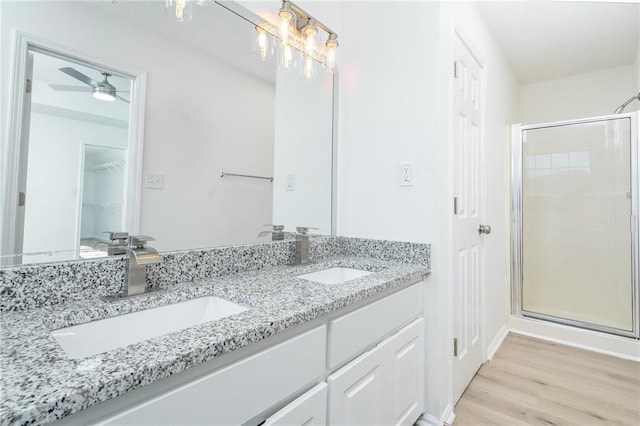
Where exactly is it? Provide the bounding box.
[0,237,341,312]
[0,237,428,313]
[0,237,430,425]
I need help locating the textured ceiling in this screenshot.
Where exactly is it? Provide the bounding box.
[478,1,640,84]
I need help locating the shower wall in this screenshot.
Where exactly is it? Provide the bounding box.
[521,117,634,332]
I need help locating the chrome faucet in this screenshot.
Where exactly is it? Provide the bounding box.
[101,235,165,302]
[295,226,315,265]
[103,231,129,255]
[258,224,285,241]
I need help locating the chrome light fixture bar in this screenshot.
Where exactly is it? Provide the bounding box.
[270,0,339,72]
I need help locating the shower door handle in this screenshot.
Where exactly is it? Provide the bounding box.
[478,224,492,235]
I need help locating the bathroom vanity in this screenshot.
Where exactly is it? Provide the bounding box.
[0,237,430,426]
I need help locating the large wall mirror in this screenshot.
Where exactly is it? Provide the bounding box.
[0,0,336,266]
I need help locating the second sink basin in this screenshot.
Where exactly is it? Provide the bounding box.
[297,267,373,285]
[51,296,249,359]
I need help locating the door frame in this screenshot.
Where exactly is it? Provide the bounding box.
[1,30,146,259]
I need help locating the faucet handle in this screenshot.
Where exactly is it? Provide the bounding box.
[264,224,285,231]
[103,231,128,242]
[296,226,318,234]
[129,235,155,248]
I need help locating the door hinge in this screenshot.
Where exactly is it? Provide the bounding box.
[26,79,32,94]
[454,61,458,78]
[18,192,26,207]
[453,197,458,215]
[454,338,458,357]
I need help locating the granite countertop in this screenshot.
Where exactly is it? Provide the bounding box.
[0,255,429,425]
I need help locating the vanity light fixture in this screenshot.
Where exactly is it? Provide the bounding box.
[260,0,339,72]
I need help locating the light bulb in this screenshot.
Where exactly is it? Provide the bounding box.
[303,55,315,81]
[326,35,338,69]
[93,87,116,102]
[303,20,317,55]
[166,0,192,23]
[255,27,269,61]
[279,7,293,44]
[281,43,295,70]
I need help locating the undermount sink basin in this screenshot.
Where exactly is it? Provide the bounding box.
[51,296,249,359]
[297,267,373,285]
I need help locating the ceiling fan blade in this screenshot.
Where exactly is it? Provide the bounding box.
[48,84,92,92]
[116,94,130,104]
[59,67,99,88]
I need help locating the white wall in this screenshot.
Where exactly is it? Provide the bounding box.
[272,64,334,235]
[1,1,275,253]
[520,66,635,124]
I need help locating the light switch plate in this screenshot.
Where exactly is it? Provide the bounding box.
[285,172,295,191]
[145,173,163,189]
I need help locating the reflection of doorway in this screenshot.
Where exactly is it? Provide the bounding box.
[2,33,144,264]
[79,144,128,258]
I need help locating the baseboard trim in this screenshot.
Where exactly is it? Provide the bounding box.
[486,324,509,361]
[416,413,440,426]
[508,315,640,362]
[443,405,456,426]
[416,404,455,426]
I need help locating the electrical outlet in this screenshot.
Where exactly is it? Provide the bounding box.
[400,162,414,187]
[145,173,163,189]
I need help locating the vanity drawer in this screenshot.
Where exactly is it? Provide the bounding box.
[328,281,423,369]
[100,326,326,425]
[263,382,327,426]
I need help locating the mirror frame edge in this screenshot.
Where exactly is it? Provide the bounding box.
[331,70,338,236]
[1,29,147,262]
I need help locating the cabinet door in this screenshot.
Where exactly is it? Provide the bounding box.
[327,346,386,426]
[382,318,425,426]
[263,383,327,426]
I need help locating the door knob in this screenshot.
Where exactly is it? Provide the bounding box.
[478,224,491,235]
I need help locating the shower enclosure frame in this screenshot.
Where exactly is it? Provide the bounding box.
[511,112,639,339]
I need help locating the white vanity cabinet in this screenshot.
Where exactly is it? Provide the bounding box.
[263,383,328,426]
[327,343,388,425]
[57,280,426,426]
[328,318,424,426]
[98,326,327,426]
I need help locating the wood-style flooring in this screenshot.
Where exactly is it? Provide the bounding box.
[454,333,640,426]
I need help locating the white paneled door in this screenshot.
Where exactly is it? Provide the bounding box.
[452,34,487,403]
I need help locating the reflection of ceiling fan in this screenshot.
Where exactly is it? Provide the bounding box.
[48,67,129,103]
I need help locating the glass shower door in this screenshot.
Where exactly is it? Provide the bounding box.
[517,116,637,335]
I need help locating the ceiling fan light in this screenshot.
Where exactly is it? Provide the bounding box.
[93,86,116,102]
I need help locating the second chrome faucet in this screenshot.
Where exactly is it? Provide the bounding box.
[101,234,164,302]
